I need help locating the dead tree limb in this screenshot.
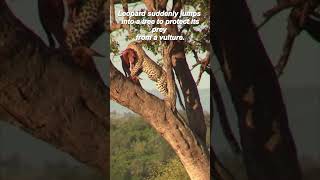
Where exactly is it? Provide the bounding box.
[257,0,302,29]
[142,0,207,142]
[163,42,177,110]
[275,9,301,76]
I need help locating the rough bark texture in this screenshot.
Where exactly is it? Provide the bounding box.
[110,64,210,180]
[212,0,302,179]
[110,1,210,179]
[153,0,207,142]
[0,1,109,176]
[170,40,207,142]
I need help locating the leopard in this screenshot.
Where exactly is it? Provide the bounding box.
[126,42,169,97]
[65,0,105,49]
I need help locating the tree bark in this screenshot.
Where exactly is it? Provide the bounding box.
[170,40,207,142]
[169,19,207,143]
[212,0,302,179]
[152,0,207,142]
[0,1,109,176]
[110,64,210,180]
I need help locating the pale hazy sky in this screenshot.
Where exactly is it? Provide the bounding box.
[248,1,320,87]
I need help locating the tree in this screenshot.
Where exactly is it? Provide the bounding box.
[0,0,108,176]
[212,0,302,179]
[0,0,212,179]
[0,0,307,179]
[257,0,320,77]
[110,0,212,179]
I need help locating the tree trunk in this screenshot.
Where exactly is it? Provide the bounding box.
[142,0,207,142]
[110,64,210,180]
[171,40,207,142]
[212,0,302,179]
[0,1,108,176]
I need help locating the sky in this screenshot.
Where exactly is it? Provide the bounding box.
[249,1,320,87]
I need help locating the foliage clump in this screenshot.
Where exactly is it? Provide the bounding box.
[110,113,189,180]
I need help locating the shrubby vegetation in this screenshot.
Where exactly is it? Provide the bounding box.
[110,113,189,180]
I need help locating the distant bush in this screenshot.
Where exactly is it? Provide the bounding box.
[147,157,189,180]
[110,114,180,179]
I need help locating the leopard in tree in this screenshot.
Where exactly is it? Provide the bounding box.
[123,42,187,123]
[65,0,105,50]
[59,0,105,75]
[37,0,105,76]
[123,42,169,97]
[37,0,104,49]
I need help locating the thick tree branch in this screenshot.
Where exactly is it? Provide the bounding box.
[171,41,207,142]
[274,1,319,76]
[0,1,108,176]
[110,63,210,180]
[212,0,302,179]
[142,0,207,142]
[163,42,176,110]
